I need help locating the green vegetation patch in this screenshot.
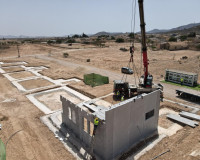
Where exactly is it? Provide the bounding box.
[84,73,109,87]
[0,139,6,160]
[161,80,200,91]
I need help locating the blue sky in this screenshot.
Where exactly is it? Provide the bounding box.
[0,0,200,36]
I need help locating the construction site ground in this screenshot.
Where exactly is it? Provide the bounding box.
[0,42,200,160]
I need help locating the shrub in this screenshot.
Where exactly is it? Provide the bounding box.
[179,35,187,41]
[188,32,196,38]
[67,39,76,43]
[47,40,54,44]
[63,52,69,58]
[120,48,128,52]
[92,39,105,47]
[115,38,125,43]
[168,37,177,42]
[56,39,62,44]
[82,41,90,44]
[128,33,135,39]
[111,36,115,40]
[151,45,156,50]
[196,44,200,50]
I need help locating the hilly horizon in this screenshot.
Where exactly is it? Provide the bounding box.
[1,22,200,39]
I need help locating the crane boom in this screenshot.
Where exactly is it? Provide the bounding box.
[113,0,163,100]
[138,0,152,88]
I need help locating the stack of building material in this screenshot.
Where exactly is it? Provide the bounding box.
[167,113,199,128]
[179,111,200,121]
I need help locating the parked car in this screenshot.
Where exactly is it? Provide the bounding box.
[121,67,133,74]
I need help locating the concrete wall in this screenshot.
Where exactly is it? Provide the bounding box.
[61,96,106,157]
[104,90,160,159]
[61,90,160,160]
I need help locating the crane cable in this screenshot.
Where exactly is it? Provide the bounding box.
[121,0,137,84]
[121,0,142,86]
[131,0,137,46]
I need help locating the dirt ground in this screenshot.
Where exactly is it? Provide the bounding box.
[2,66,25,73]
[10,71,35,79]
[19,78,54,90]
[0,73,75,160]
[139,125,200,160]
[0,42,200,160]
[158,114,175,129]
[68,81,113,98]
[36,90,83,111]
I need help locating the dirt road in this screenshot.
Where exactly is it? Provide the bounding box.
[37,54,137,84]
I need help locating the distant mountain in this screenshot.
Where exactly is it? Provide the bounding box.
[92,31,123,37]
[0,35,39,39]
[0,35,18,39]
[147,22,200,34]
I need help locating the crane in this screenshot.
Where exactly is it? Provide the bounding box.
[138,0,153,88]
[113,0,163,99]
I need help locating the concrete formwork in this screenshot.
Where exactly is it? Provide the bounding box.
[61,90,160,160]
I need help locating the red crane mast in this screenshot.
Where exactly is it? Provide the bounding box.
[138,0,152,88]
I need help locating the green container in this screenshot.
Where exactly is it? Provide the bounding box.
[84,73,109,87]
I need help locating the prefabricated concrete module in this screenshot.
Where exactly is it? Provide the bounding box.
[61,90,161,160]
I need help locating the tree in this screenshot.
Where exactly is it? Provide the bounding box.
[188,32,196,38]
[56,39,62,44]
[128,33,135,39]
[47,40,54,44]
[115,38,125,43]
[168,37,177,42]
[93,38,105,47]
[111,36,115,40]
[72,34,80,38]
[82,33,89,38]
[67,39,76,43]
[179,35,187,41]
[196,44,200,50]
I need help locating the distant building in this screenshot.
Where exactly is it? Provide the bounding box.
[165,69,198,87]
[157,42,188,51]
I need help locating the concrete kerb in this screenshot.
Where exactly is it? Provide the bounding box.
[40,115,84,160]
[46,111,102,160]
[164,98,200,113]
[2,64,82,93]
[26,86,91,115]
[0,61,27,66]
[0,68,5,73]
[26,94,53,114]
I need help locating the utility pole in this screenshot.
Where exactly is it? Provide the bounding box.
[17,44,20,58]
